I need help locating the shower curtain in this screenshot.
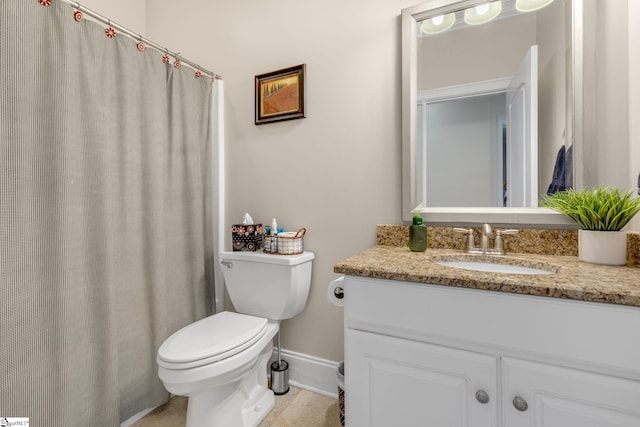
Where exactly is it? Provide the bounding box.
[1,0,216,424]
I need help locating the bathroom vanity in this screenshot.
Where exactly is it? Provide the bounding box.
[334,245,640,427]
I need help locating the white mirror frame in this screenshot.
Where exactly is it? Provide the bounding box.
[401,0,586,227]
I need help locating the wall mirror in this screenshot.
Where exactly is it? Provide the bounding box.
[401,0,589,226]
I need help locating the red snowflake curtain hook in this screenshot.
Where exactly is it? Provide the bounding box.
[105,21,116,38]
[162,54,170,64]
[195,70,202,79]
[39,0,52,6]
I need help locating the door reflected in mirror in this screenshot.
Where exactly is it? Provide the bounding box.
[420,91,508,207]
[413,0,572,209]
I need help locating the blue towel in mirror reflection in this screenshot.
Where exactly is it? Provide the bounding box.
[547,145,573,195]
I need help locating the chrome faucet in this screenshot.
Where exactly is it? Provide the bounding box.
[480,223,493,254]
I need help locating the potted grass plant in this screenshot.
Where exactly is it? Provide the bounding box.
[542,187,640,265]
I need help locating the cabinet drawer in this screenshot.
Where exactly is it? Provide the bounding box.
[344,276,640,377]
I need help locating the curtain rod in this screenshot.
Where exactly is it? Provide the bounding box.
[62,0,222,80]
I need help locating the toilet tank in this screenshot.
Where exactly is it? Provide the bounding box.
[219,251,314,320]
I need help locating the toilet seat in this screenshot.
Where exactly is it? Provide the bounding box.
[157,311,268,370]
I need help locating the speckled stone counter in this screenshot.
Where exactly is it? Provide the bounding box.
[335,227,640,308]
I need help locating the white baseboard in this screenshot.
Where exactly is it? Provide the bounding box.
[270,348,341,399]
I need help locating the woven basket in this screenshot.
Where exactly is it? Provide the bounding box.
[263,228,306,255]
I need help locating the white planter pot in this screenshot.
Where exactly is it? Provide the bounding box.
[578,230,628,266]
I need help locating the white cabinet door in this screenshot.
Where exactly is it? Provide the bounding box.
[346,329,497,427]
[502,357,640,427]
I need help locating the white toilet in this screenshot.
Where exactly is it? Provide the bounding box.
[157,250,314,427]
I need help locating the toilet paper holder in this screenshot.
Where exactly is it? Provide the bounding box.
[328,276,346,307]
[333,286,344,299]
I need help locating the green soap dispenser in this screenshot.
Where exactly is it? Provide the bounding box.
[409,210,427,252]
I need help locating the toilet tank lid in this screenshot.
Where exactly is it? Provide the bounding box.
[220,251,314,265]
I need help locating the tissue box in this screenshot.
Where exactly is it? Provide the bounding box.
[232,224,264,251]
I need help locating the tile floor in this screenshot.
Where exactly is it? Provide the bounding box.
[132,386,343,427]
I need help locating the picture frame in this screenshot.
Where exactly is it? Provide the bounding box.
[255,64,305,125]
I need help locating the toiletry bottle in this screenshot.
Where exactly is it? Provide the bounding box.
[271,218,278,236]
[409,211,427,252]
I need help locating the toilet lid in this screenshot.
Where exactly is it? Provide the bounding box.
[157,311,268,368]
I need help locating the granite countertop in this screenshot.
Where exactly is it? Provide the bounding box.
[334,246,640,308]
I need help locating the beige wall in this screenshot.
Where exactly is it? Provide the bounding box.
[78,0,145,33]
[596,0,629,192]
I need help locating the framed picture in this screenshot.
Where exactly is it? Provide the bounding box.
[255,64,305,125]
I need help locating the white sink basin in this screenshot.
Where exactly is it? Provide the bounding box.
[437,261,555,275]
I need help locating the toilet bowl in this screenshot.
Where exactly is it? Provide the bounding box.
[158,312,279,427]
[157,251,314,427]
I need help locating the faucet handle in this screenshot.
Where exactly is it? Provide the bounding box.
[498,229,519,235]
[453,228,476,252]
[493,229,519,254]
[453,227,472,234]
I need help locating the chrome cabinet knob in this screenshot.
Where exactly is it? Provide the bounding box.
[475,390,490,404]
[513,396,528,412]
